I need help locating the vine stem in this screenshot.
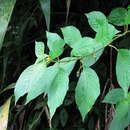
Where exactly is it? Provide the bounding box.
[43,93,52,128]
[109,46,115,129]
[108,45,118,51]
[56,30,130,63]
[45,106,52,128]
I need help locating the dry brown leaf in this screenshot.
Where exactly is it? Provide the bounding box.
[0,98,11,130]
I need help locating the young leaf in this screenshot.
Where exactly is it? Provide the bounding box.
[95,24,119,46]
[46,31,65,58]
[39,0,50,30]
[61,26,82,48]
[75,67,100,120]
[35,41,45,58]
[116,49,130,95]
[110,100,129,130]
[102,88,124,104]
[81,49,103,67]
[85,11,108,32]
[47,68,69,119]
[14,62,46,103]
[71,37,102,56]
[108,8,127,26]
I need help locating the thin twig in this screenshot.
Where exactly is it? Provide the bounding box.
[43,93,52,128]
[110,47,113,88]
[101,79,110,100]
[95,118,100,130]
[105,104,108,130]
[45,106,52,128]
[108,45,118,51]
[127,125,130,130]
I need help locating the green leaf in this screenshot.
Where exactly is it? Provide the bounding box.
[46,31,65,58]
[26,64,59,103]
[0,0,16,51]
[126,92,130,105]
[47,68,69,119]
[35,41,45,58]
[14,62,46,103]
[128,4,130,9]
[95,24,119,46]
[26,59,75,104]
[116,49,130,95]
[110,100,129,130]
[75,67,100,120]
[85,11,108,32]
[39,0,50,30]
[81,49,103,67]
[61,26,82,48]
[108,8,128,26]
[103,88,125,104]
[109,91,130,130]
[71,37,102,56]
[85,11,119,46]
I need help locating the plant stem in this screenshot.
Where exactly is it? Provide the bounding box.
[110,47,113,87]
[45,106,52,128]
[108,45,118,51]
[43,93,52,128]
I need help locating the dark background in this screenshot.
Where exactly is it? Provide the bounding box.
[0,0,130,130]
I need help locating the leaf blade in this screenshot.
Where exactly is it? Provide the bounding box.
[35,41,45,58]
[75,67,100,120]
[14,63,46,103]
[108,8,127,26]
[116,49,130,95]
[48,68,69,119]
[46,32,65,58]
[81,49,103,67]
[110,100,129,130]
[71,37,102,57]
[85,11,108,32]
[95,24,119,46]
[61,26,82,48]
[26,64,59,103]
[103,88,125,104]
